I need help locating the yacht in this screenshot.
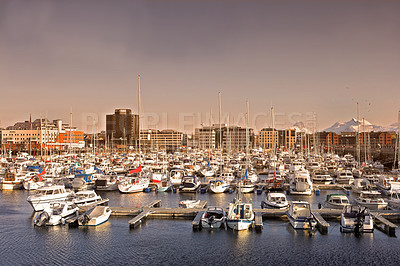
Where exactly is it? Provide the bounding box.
[286,201,317,230]
[354,191,388,210]
[288,169,313,195]
[261,192,289,209]
[200,207,226,229]
[323,194,350,209]
[27,185,73,212]
[178,176,201,193]
[335,170,354,185]
[311,169,333,184]
[72,190,108,209]
[340,205,373,233]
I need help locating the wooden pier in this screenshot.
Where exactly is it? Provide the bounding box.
[254,212,263,231]
[192,211,204,230]
[312,211,330,234]
[372,214,398,237]
[129,210,152,229]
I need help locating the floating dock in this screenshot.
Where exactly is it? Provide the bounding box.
[372,214,398,237]
[111,202,400,235]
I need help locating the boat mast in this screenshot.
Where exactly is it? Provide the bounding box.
[271,106,276,174]
[356,102,360,167]
[138,74,141,157]
[218,91,222,173]
[363,118,367,165]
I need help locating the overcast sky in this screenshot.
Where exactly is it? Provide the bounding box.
[1,0,399,133]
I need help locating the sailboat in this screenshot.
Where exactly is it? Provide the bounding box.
[226,100,254,231]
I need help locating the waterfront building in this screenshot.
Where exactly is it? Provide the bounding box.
[139,129,183,152]
[258,128,297,151]
[106,109,139,148]
[194,124,254,152]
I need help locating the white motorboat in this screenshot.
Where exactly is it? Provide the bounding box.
[311,170,333,184]
[351,178,372,194]
[27,185,73,212]
[0,172,23,190]
[336,170,354,185]
[200,207,226,229]
[238,179,255,193]
[261,192,289,209]
[78,206,111,226]
[226,178,254,231]
[170,168,186,186]
[286,201,317,230]
[323,194,350,209]
[388,192,400,209]
[72,190,108,209]
[118,177,150,193]
[354,191,388,210]
[288,170,313,195]
[150,166,167,183]
[23,175,45,190]
[340,205,373,233]
[178,176,201,193]
[94,174,119,191]
[157,180,172,192]
[34,201,79,226]
[209,179,230,193]
[179,199,201,208]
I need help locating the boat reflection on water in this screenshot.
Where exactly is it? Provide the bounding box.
[285,223,317,237]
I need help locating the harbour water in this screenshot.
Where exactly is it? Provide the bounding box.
[1,189,400,265]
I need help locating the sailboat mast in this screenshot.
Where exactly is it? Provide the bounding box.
[218,92,222,171]
[138,74,141,155]
[246,99,249,171]
[356,102,360,167]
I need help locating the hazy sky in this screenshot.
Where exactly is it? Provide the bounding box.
[1,0,399,133]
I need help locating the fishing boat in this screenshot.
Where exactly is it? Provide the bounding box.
[323,194,350,209]
[27,185,73,212]
[286,201,317,230]
[200,207,226,229]
[261,192,289,209]
[340,205,373,233]
[34,201,79,226]
[78,206,111,226]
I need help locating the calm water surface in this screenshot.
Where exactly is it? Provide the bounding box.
[1,189,400,265]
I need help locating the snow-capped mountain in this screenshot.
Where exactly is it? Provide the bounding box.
[292,121,312,134]
[323,118,385,133]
